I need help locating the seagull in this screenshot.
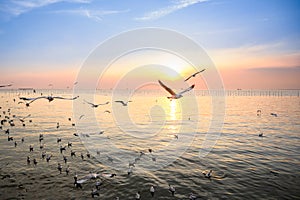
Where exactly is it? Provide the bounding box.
[203,169,212,178]
[66,165,70,175]
[101,173,116,178]
[150,185,155,197]
[95,181,102,190]
[107,156,114,162]
[189,193,197,200]
[84,100,109,108]
[184,69,205,81]
[270,113,278,117]
[80,172,101,181]
[0,84,12,88]
[115,100,132,106]
[135,191,141,200]
[19,95,79,106]
[158,80,195,99]
[91,189,99,198]
[14,114,31,123]
[168,184,176,196]
[257,109,262,116]
[128,167,133,176]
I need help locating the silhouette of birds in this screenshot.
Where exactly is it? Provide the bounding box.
[184,69,205,81]
[115,100,132,106]
[84,100,109,108]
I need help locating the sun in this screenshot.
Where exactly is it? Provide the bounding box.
[160,54,192,80]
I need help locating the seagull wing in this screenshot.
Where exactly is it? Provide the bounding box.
[79,115,85,119]
[27,96,48,104]
[96,101,110,106]
[83,99,95,106]
[115,101,126,106]
[199,69,206,73]
[77,179,88,184]
[19,97,38,101]
[158,80,176,95]
[24,114,31,119]
[0,84,12,88]
[184,74,194,81]
[184,69,205,81]
[53,96,79,100]
[178,84,195,96]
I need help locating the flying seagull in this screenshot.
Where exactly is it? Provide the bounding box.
[115,100,132,106]
[158,80,195,99]
[14,114,31,123]
[19,95,79,106]
[84,100,109,108]
[184,69,205,81]
[0,84,12,88]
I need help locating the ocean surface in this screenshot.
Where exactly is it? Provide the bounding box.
[0,89,299,200]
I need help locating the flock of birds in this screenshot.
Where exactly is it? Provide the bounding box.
[0,69,279,199]
[256,109,278,137]
[0,69,216,199]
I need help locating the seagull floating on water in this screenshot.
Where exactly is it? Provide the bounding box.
[184,69,205,81]
[169,184,176,196]
[203,169,212,178]
[91,189,99,198]
[150,185,155,197]
[158,80,195,99]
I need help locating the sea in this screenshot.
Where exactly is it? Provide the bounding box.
[0,89,299,200]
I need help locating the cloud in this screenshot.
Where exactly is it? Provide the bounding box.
[247,66,300,73]
[0,0,91,17]
[135,0,208,21]
[209,41,300,69]
[53,8,129,22]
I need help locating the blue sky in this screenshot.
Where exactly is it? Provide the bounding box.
[0,0,299,89]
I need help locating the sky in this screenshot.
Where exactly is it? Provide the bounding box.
[0,0,299,89]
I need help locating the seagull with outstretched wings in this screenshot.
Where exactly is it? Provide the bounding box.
[115,100,132,106]
[84,100,109,108]
[184,69,205,81]
[19,95,79,106]
[158,80,195,99]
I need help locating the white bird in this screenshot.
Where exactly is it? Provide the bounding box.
[158,80,195,99]
[203,169,212,178]
[77,172,101,184]
[84,100,109,108]
[184,69,205,81]
[150,185,155,197]
[101,173,116,178]
[169,184,176,196]
[115,100,132,106]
